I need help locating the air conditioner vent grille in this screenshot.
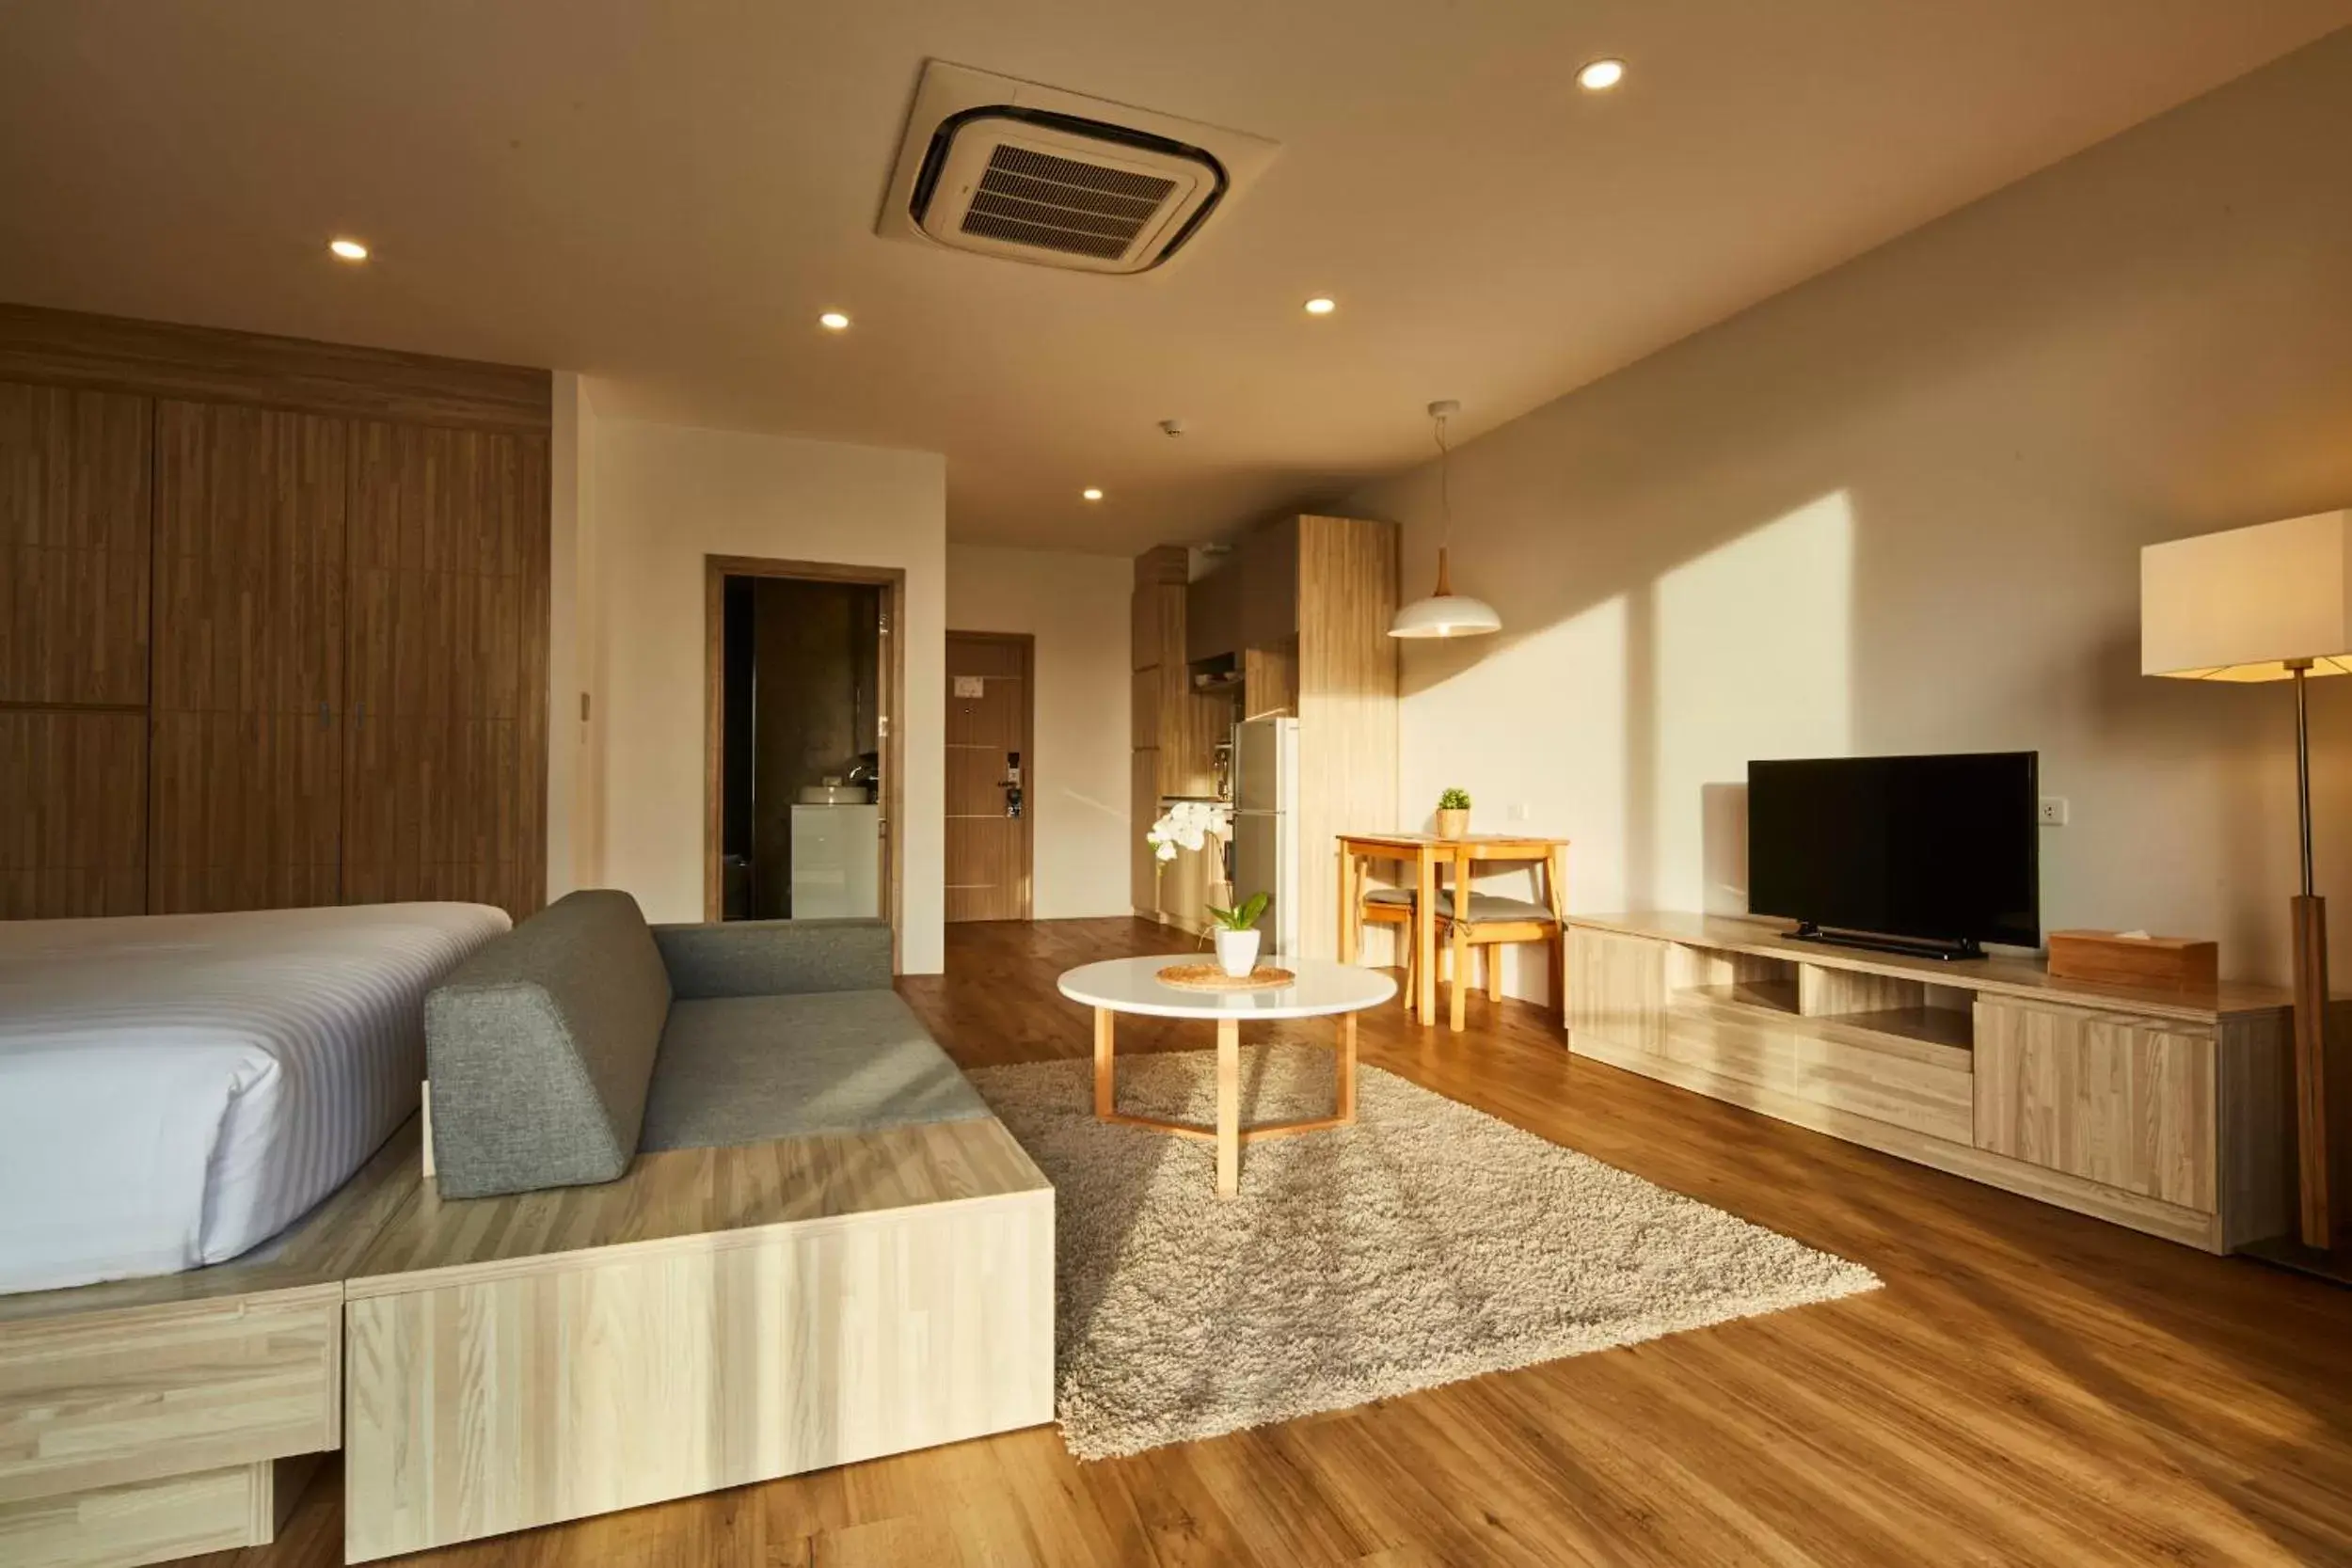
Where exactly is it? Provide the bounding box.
[960,210,1133,260]
[958,144,1178,259]
[985,144,1177,203]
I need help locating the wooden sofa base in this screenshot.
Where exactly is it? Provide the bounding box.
[342,1120,1058,1563]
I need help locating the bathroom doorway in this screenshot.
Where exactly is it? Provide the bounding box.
[703,557,903,962]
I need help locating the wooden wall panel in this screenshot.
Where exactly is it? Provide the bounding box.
[342,421,548,921]
[0,303,550,435]
[149,402,345,913]
[0,381,151,705]
[0,710,145,918]
[1294,515,1399,961]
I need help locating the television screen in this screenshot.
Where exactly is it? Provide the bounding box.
[1746,752,2040,951]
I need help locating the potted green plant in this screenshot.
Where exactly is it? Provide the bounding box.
[1206,892,1271,977]
[1436,787,1471,840]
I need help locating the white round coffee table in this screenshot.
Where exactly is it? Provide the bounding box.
[1057,955,1398,1197]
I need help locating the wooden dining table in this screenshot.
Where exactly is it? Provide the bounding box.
[1336,832,1570,1029]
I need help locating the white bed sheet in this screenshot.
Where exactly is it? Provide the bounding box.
[0,902,509,1294]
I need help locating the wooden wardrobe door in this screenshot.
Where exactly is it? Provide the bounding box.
[344,422,548,920]
[0,381,152,705]
[0,381,152,916]
[150,401,347,913]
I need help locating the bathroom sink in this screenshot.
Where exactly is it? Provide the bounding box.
[796,784,870,805]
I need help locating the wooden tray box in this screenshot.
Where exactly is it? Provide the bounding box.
[2046,930,2218,992]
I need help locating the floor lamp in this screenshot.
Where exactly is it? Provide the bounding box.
[2143,511,2350,1261]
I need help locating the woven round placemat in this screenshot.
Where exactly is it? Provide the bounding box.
[1156,963,1296,992]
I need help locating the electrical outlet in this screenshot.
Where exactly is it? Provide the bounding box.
[2039,796,2069,827]
[1509,802,1532,823]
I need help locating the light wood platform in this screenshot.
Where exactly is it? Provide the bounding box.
[1566,912,2304,1253]
[176,917,2352,1568]
[340,1117,1056,1562]
[0,1120,419,1568]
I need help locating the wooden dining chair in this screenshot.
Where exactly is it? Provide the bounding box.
[1434,850,1568,1033]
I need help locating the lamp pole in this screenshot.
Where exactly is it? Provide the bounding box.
[2288,657,2334,1248]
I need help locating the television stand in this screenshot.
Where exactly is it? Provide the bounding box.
[1787,922,1983,962]
[1563,911,2304,1255]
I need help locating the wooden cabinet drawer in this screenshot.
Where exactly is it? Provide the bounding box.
[0,1288,339,1504]
[1974,997,2217,1212]
[1567,929,1665,1053]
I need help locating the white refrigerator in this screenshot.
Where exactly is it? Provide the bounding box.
[1232,717,1298,957]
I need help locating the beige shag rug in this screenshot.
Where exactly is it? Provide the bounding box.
[969,1043,1880,1461]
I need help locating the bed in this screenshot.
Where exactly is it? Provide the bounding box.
[0,902,509,1295]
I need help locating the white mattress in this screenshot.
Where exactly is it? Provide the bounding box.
[0,902,510,1294]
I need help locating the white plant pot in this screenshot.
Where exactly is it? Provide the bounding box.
[1215,927,1262,978]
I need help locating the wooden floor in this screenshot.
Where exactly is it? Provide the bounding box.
[211,918,2352,1568]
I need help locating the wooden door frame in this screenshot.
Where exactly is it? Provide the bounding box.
[704,555,906,970]
[945,629,1036,922]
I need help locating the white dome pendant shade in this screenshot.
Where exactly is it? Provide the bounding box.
[1389,546,1501,638]
[1389,399,1501,640]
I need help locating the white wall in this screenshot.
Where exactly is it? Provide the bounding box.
[590,419,948,972]
[946,544,1133,920]
[1347,30,2352,991]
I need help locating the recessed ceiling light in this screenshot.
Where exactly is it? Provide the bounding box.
[327,238,369,261]
[1577,57,1627,91]
[1303,296,1337,316]
[818,310,851,331]
[1082,487,1104,501]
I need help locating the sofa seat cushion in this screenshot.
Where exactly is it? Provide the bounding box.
[639,990,992,1151]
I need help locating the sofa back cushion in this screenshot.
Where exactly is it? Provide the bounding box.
[650,917,893,999]
[425,889,673,1198]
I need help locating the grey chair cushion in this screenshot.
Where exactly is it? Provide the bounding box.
[1436,893,1557,925]
[425,889,674,1199]
[1364,887,1555,924]
[641,990,992,1151]
[652,917,892,999]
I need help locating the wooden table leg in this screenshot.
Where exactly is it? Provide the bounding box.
[1093,1006,1115,1118]
[1416,849,1438,1025]
[1338,1010,1358,1123]
[1338,849,1359,965]
[1216,1018,1240,1197]
[1450,865,1471,1035]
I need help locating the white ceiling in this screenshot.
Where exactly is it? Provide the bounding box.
[2,2,2346,551]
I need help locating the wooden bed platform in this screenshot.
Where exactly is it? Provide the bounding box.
[0,1117,421,1568]
[340,1115,1056,1562]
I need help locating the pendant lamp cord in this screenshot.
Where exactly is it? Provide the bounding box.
[1434,406,1452,547]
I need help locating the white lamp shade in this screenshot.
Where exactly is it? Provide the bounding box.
[2142,511,2352,681]
[1390,593,1502,639]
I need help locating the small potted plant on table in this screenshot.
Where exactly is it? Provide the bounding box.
[1436,786,1471,840]
[1206,892,1271,977]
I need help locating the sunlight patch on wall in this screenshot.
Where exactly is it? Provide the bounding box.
[1652,491,1854,912]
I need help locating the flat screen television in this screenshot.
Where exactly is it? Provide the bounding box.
[1746,752,2040,958]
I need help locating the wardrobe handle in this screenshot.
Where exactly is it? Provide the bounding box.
[355,700,365,731]
[319,701,330,730]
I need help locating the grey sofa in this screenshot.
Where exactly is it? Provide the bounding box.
[423,889,990,1200]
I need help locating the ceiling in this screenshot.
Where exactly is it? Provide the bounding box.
[2,3,2346,552]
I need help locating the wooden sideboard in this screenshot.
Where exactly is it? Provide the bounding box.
[1565,911,2305,1253]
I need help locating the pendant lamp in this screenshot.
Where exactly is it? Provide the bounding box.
[1389,399,1501,639]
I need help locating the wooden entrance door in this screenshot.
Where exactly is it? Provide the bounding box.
[945,632,1032,922]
